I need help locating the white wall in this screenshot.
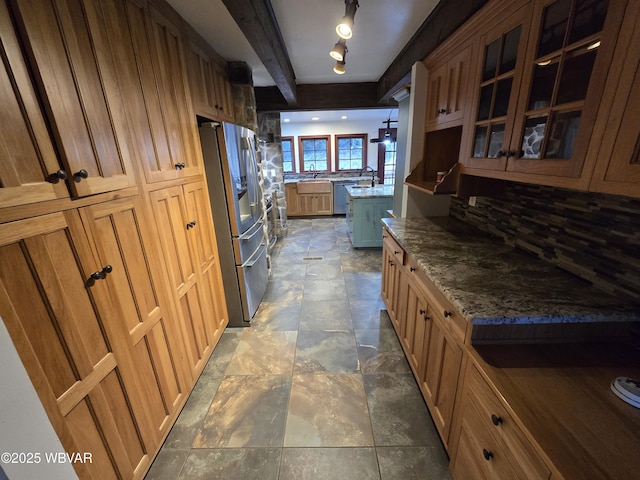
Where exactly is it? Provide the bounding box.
[281,117,393,172]
[0,318,78,480]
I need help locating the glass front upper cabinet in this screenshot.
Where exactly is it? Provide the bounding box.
[517,0,608,162]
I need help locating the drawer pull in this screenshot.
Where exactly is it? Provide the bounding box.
[491,414,503,426]
[482,449,493,461]
[394,250,400,255]
[419,309,427,315]
[389,261,394,266]
[410,267,416,272]
[443,310,452,318]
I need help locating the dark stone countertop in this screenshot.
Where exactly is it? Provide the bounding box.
[382,216,640,325]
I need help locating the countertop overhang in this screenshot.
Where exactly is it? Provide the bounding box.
[346,184,394,198]
[382,216,640,325]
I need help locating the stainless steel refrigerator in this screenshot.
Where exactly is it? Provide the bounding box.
[198,122,268,327]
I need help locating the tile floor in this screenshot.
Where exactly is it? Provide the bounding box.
[145,217,451,480]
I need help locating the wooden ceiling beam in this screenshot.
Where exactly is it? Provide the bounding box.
[255,83,397,112]
[377,0,487,102]
[221,0,297,105]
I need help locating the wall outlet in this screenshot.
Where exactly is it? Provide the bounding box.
[468,196,477,207]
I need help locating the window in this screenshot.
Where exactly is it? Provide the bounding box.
[281,137,295,173]
[299,135,330,172]
[335,134,367,171]
[377,128,397,185]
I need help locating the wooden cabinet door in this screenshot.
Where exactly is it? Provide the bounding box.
[212,63,234,122]
[145,4,202,179]
[463,3,532,172]
[10,0,137,197]
[0,1,68,209]
[183,181,228,339]
[400,275,429,374]
[0,212,154,479]
[506,0,626,182]
[425,62,447,126]
[315,193,333,215]
[297,194,316,216]
[78,197,188,441]
[420,312,463,447]
[285,183,299,216]
[186,40,218,119]
[589,0,640,198]
[381,236,403,326]
[149,186,215,377]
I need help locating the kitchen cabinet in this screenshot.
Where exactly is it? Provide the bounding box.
[150,182,227,378]
[425,44,473,128]
[285,182,333,216]
[588,0,640,198]
[463,0,627,188]
[0,0,68,209]
[186,39,234,122]
[450,363,551,480]
[381,231,404,328]
[346,193,393,247]
[9,0,138,198]
[0,209,165,479]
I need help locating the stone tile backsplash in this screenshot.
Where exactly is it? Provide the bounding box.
[450,182,640,301]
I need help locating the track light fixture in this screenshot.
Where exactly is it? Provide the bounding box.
[333,59,346,75]
[336,0,359,39]
[329,39,347,62]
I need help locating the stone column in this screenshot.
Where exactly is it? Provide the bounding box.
[257,112,287,237]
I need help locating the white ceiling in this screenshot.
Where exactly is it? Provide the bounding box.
[167,0,440,87]
[280,108,398,124]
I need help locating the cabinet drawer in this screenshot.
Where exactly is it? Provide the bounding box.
[382,230,405,265]
[466,364,550,480]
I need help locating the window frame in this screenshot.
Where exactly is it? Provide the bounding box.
[335,133,368,172]
[281,136,296,173]
[298,135,331,173]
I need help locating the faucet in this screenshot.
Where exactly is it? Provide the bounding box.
[359,165,376,187]
[309,164,318,179]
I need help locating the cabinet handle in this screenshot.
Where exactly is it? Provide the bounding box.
[175,162,186,170]
[186,221,196,229]
[443,310,452,318]
[505,150,516,158]
[47,169,68,183]
[86,265,113,287]
[491,414,503,426]
[419,309,426,315]
[73,169,88,182]
[437,108,447,115]
[410,267,416,272]
[482,449,493,461]
[394,250,400,255]
[389,261,394,266]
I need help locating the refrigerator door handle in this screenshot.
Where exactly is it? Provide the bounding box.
[243,243,266,268]
[238,219,264,241]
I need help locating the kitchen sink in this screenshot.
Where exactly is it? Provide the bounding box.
[297,180,332,194]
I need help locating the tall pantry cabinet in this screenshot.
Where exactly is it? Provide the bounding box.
[0,0,232,478]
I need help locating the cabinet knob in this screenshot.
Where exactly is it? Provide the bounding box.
[437,108,447,115]
[394,250,400,255]
[410,267,416,272]
[186,221,196,230]
[505,150,516,158]
[419,309,426,315]
[73,169,88,182]
[443,310,452,318]
[491,414,503,426]
[47,169,68,183]
[389,261,394,266]
[86,265,113,287]
[482,449,493,461]
[175,162,186,170]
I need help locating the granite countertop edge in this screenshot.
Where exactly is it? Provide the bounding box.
[381,217,640,326]
[346,185,394,198]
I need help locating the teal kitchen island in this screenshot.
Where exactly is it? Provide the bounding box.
[345,184,394,248]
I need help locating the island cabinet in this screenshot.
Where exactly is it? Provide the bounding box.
[450,362,551,480]
[382,227,467,450]
[346,194,393,248]
[461,0,628,189]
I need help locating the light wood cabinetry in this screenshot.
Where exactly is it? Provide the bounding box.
[425,45,473,128]
[588,0,640,198]
[0,0,231,477]
[285,182,333,216]
[0,1,69,209]
[450,363,551,480]
[186,39,234,122]
[8,0,138,198]
[150,182,227,379]
[382,228,465,449]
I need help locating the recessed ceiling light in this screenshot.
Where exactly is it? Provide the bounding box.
[341,115,348,120]
[283,118,290,123]
[312,116,320,121]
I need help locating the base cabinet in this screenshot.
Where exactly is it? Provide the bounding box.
[285,182,333,216]
[346,195,393,248]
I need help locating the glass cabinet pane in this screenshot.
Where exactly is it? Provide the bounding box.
[493,78,513,117]
[483,39,500,82]
[528,57,560,110]
[521,116,548,158]
[538,0,571,57]
[488,124,506,158]
[473,126,488,157]
[477,84,493,121]
[545,110,581,158]
[569,0,608,45]
[556,46,597,104]
[499,26,522,74]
